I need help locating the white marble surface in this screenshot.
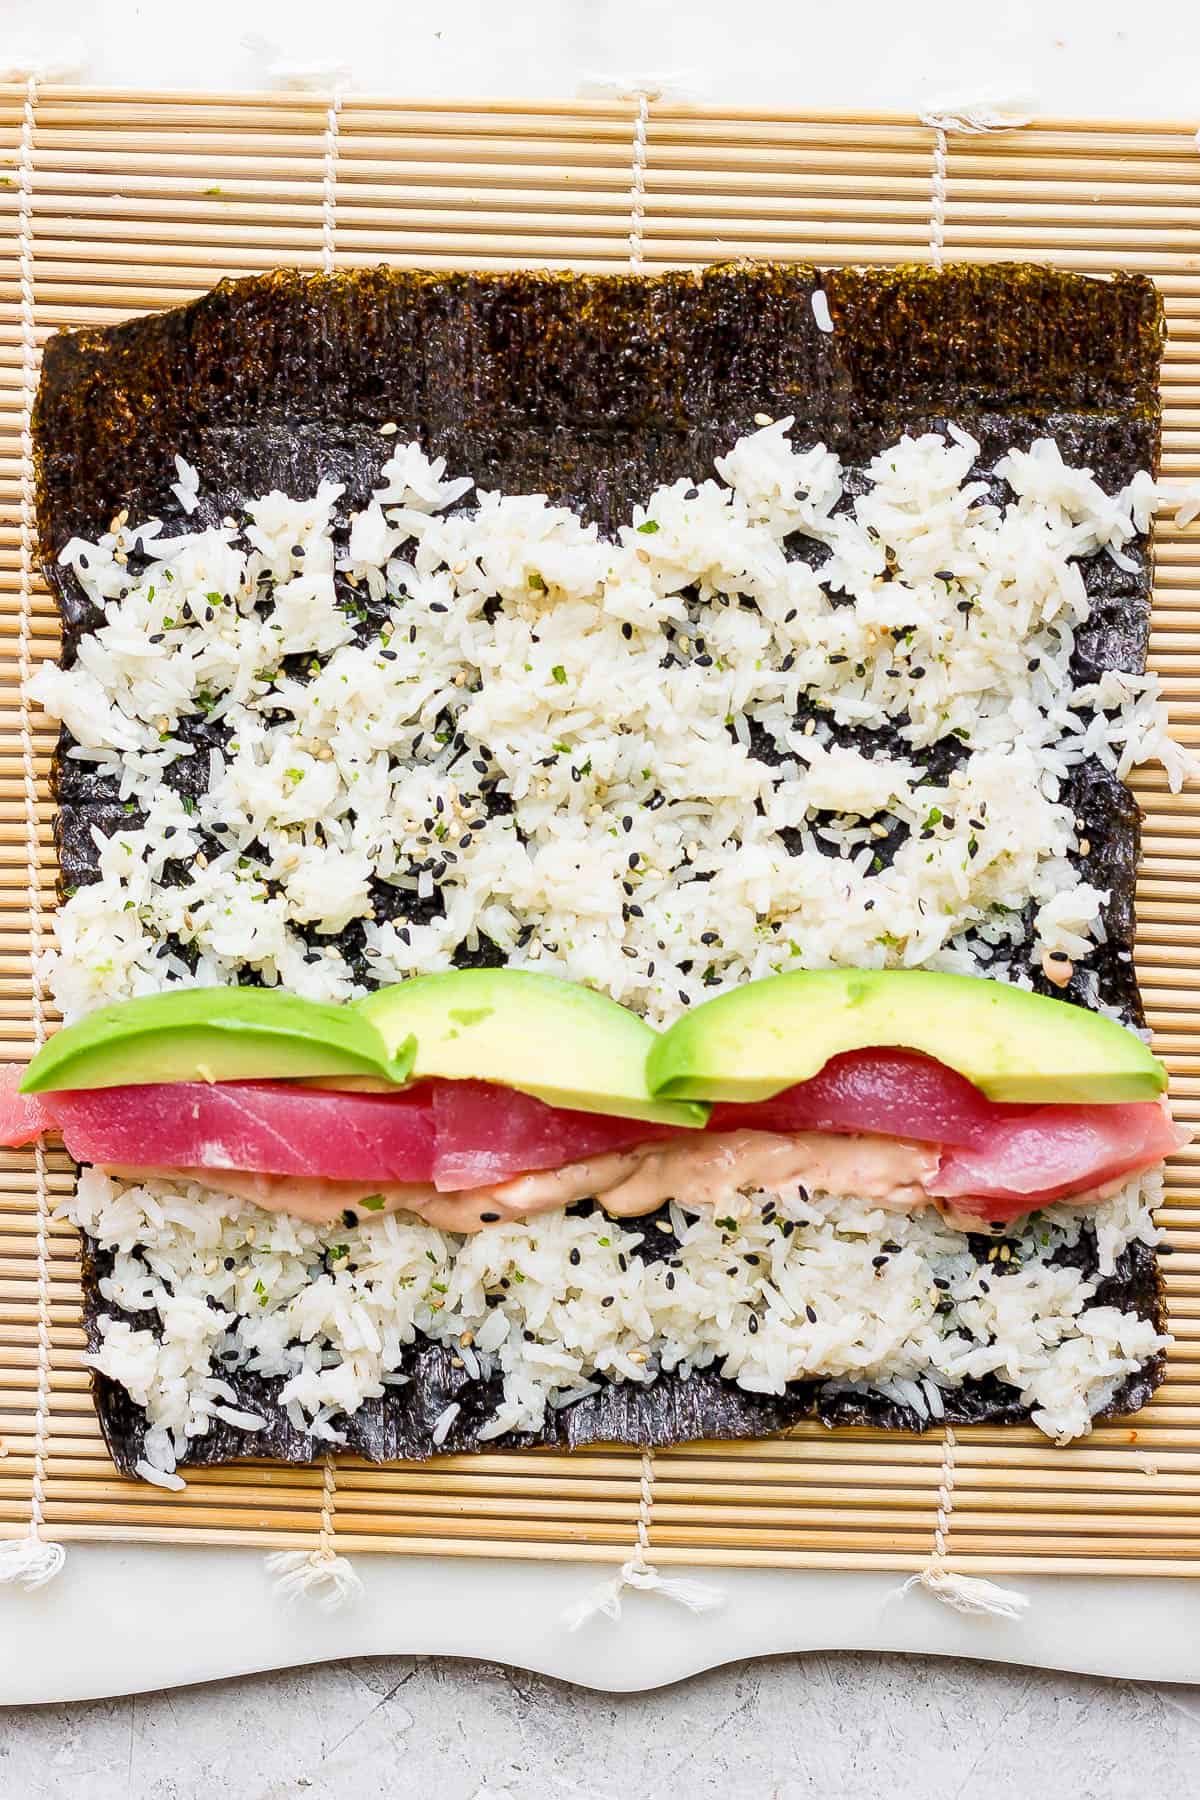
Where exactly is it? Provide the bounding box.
[4,1650,1200,1797]
[3,0,1200,1774]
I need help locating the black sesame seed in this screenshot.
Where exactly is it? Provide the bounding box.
[806,1304,818,1324]
[628,903,644,918]
[622,815,633,833]
[618,1253,628,1272]
[780,653,795,673]
[223,1256,235,1271]
[933,1277,950,1291]
[569,1247,582,1266]
[665,1272,676,1290]
[1028,657,1041,671]
[602,1295,615,1308]
[479,1211,501,1223]
[149,632,165,644]
[700,931,719,945]
[429,601,448,614]
[747,1314,759,1334]
[678,989,690,1005]
[621,622,633,640]
[909,665,927,679]
[935,569,954,582]
[872,1253,889,1268]
[163,826,177,839]
[628,852,639,869]
[956,598,974,614]
[940,814,955,830]
[379,648,397,661]
[828,653,848,665]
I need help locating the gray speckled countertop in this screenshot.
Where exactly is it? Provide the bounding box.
[3,1653,1200,1798]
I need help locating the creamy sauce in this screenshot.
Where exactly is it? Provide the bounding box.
[105,1128,940,1231]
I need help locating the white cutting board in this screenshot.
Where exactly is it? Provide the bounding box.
[3,0,1199,1711]
[3,1550,1200,1702]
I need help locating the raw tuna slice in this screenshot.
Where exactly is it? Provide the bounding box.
[709,1050,1013,1148]
[0,1066,54,1145]
[431,1079,676,1191]
[930,1099,1187,1217]
[45,1080,439,1182]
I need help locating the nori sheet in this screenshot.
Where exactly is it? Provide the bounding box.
[33,263,1167,1469]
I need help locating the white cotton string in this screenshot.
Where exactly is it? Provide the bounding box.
[900,1427,1028,1621]
[628,92,650,272]
[0,73,66,1595]
[266,1450,361,1610]
[920,100,1034,268]
[321,92,343,275]
[563,1449,723,1630]
[926,122,949,269]
[562,148,724,1629]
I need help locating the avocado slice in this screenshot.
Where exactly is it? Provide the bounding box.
[645,969,1168,1105]
[357,969,708,1128]
[21,987,412,1094]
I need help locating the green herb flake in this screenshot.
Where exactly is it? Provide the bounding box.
[359,1193,386,1212]
[637,519,660,535]
[551,665,568,685]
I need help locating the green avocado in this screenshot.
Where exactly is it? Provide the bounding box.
[357,969,708,1128]
[21,987,413,1094]
[645,969,1168,1105]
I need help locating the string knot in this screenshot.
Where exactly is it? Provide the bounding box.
[920,100,1034,134]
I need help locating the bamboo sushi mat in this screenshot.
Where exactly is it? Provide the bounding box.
[2,88,1200,1582]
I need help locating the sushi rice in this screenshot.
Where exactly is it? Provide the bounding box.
[28,422,1194,1473]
